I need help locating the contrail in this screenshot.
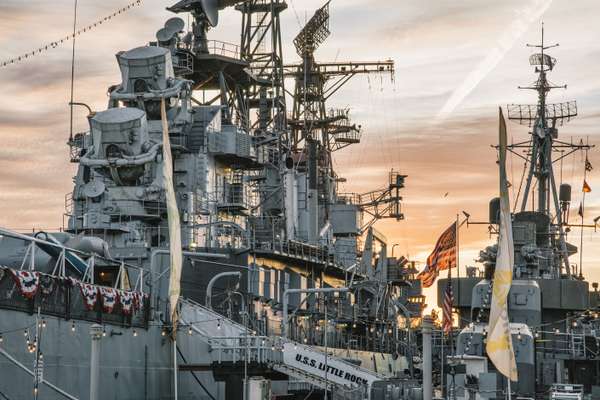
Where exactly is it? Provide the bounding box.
[436,0,553,120]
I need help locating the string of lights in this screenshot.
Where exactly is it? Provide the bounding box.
[0,322,36,344]
[0,0,144,69]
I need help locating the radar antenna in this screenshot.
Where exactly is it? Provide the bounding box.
[504,25,593,277]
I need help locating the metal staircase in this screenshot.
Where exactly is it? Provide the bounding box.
[272,363,366,399]
[178,299,396,399]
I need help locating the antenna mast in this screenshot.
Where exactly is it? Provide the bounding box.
[505,25,592,277]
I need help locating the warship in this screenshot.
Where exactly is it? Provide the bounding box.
[435,27,600,400]
[0,1,425,400]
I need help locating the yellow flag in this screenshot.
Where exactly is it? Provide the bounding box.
[486,108,518,381]
[583,180,592,193]
[161,98,183,332]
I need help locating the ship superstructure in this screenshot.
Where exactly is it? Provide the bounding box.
[437,28,600,398]
[0,1,423,399]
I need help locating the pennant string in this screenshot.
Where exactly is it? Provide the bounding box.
[0,0,143,68]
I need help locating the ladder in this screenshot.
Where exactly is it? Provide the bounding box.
[178,299,393,399]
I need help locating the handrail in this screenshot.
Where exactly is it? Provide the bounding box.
[0,227,146,273]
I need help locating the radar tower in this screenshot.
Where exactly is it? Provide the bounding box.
[506,25,592,277]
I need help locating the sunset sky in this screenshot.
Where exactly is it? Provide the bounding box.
[2,0,600,308]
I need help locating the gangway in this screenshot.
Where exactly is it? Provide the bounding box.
[178,299,408,399]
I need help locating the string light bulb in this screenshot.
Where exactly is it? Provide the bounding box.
[41,319,46,329]
[102,327,107,337]
[188,326,193,335]
[133,329,138,337]
[71,321,76,332]
[217,320,221,330]
[0,334,3,343]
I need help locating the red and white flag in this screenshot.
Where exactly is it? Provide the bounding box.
[417,222,457,288]
[442,279,454,334]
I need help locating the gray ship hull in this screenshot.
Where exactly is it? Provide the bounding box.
[0,308,222,400]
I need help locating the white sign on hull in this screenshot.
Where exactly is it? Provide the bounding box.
[282,343,379,389]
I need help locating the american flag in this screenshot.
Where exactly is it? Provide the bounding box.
[417,221,457,288]
[442,279,454,334]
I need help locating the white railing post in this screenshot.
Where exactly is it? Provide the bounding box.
[61,248,66,277]
[30,243,36,271]
[20,243,31,270]
[90,256,95,284]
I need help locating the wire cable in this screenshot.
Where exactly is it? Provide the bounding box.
[0,0,144,69]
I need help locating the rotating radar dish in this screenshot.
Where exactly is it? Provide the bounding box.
[156,27,175,43]
[165,17,185,34]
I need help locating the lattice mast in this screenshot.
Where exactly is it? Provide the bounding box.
[284,1,394,223]
[506,25,590,276]
[237,0,288,135]
[286,2,394,154]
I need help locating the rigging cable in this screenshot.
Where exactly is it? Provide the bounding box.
[69,0,78,143]
[512,137,532,212]
[0,0,144,69]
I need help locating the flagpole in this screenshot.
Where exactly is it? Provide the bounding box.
[173,335,178,400]
[580,150,588,278]
[455,213,459,355]
[441,329,444,397]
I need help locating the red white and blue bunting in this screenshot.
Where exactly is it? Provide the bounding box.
[119,290,135,315]
[100,287,118,313]
[40,274,56,296]
[2,267,146,316]
[78,283,99,311]
[9,270,41,299]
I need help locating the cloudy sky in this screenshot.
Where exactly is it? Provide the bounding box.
[2,0,600,308]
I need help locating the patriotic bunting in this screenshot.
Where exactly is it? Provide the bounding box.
[2,267,145,317]
[78,283,99,311]
[120,290,135,315]
[40,274,56,296]
[9,270,41,299]
[100,287,118,313]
